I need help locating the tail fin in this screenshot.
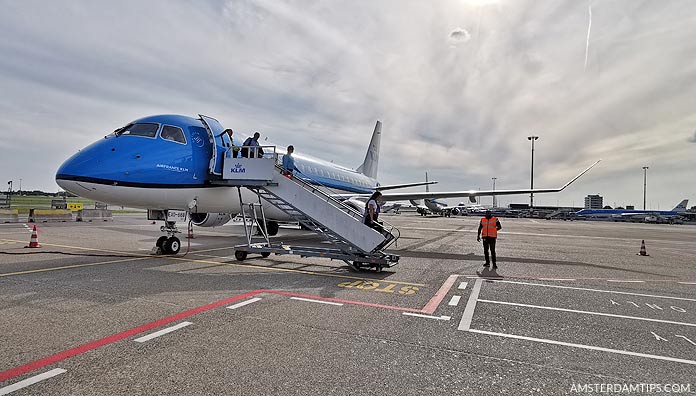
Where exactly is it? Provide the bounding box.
[425,172,430,192]
[672,199,688,211]
[356,121,381,179]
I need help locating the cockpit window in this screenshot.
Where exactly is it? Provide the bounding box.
[116,123,159,138]
[160,125,187,145]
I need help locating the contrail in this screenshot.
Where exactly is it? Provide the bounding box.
[584,5,592,71]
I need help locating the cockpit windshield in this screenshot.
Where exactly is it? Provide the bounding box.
[115,123,159,138]
[160,125,187,144]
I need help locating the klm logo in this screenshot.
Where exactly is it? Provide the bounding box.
[230,163,246,173]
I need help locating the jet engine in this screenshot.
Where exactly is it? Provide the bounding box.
[344,198,366,214]
[451,208,461,216]
[189,213,233,227]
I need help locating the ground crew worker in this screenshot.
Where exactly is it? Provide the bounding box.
[477,210,502,269]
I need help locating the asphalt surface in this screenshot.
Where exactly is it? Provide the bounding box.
[1,214,695,395]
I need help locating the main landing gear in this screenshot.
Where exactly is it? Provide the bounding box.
[154,221,181,255]
[255,220,279,236]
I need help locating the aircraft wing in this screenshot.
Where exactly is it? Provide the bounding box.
[333,160,600,202]
[377,181,438,191]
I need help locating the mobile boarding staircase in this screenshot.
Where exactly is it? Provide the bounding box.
[212,146,400,271]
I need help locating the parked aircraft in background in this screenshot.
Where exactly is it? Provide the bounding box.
[575,200,688,221]
[56,114,598,252]
[409,173,452,216]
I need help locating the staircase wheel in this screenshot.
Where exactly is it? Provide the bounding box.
[261,252,271,258]
[235,250,248,261]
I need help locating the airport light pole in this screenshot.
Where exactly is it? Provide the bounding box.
[642,166,649,210]
[492,177,497,208]
[527,136,539,208]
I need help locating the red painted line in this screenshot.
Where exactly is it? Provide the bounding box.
[421,274,459,314]
[269,290,421,313]
[0,289,265,382]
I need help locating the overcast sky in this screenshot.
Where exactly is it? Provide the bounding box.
[1,0,695,209]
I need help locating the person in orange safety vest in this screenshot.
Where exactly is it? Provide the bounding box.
[477,210,502,269]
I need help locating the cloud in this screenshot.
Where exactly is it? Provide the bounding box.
[0,1,695,208]
[689,130,696,143]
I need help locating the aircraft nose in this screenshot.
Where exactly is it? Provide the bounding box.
[55,139,108,194]
[55,151,88,194]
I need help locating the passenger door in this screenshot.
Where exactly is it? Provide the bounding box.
[199,114,225,175]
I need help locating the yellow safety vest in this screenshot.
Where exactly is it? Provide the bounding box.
[480,217,498,238]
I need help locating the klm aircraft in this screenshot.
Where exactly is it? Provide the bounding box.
[576,200,689,220]
[56,114,599,253]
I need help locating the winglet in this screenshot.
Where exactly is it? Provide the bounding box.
[560,160,601,190]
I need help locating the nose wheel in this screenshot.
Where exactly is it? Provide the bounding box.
[155,236,181,255]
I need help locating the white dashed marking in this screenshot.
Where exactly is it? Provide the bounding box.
[134,322,193,343]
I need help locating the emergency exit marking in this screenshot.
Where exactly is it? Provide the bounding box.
[610,299,687,313]
[338,280,419,295]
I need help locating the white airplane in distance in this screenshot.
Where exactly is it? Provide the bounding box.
[411,174,486,217]
[56,114,600,252]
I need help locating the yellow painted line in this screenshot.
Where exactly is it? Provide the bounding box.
[0,239,427,286]
[0,256,152,278]
[0,239,228,258]
[0,239,145,257]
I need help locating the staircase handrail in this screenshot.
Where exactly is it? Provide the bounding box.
[273,160,400,249]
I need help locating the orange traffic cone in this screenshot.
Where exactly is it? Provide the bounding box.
[25,225,40,248]
[637,240,649,256]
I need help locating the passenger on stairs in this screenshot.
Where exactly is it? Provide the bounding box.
[282,145,297,177]
[241,132,264,158]
[223,129,240,158]
[364,191,384,233]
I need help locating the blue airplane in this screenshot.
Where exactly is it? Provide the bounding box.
[56,114,599,253]
[575,200,689,220]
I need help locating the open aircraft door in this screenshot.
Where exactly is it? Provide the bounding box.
[199,114,227,175]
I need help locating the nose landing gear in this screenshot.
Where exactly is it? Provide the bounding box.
[153,221,182,255]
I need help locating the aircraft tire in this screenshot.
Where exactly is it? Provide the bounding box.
[261,252,271,258]
[235,250,248,261]
[156,236,168,248]
[164,237,181,255]
[266,221,279,236]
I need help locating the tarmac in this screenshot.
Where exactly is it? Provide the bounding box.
[1,214,695,395]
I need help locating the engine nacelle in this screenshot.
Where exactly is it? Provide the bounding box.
[451,208,461,216]
[344,198,366,214]
[189,213,233,227]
